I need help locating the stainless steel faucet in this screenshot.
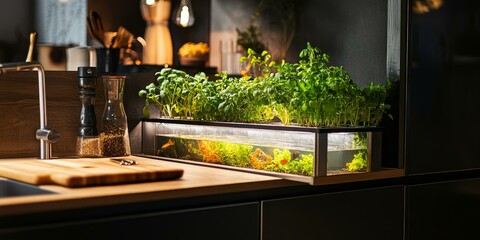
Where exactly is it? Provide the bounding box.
[0,62,59,159]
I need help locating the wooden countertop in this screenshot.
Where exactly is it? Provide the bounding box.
[0,156,302,217]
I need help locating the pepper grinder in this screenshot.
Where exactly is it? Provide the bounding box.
[76,67,102,157]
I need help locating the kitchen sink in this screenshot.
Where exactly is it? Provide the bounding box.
[0,178,57,198]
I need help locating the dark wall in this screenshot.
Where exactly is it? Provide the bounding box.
[215,0,388,87]
[406,0,480,175]
[0,0,35,62]
[290,0,388,87]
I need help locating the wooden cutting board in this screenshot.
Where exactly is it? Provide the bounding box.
[0,158,183,187]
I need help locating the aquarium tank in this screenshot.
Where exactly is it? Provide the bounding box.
[142,119,382,183]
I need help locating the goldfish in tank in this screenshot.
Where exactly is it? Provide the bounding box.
[162,139,175,149]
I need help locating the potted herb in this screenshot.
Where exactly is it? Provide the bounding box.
[140,43,390,127]
[178,42,209,67]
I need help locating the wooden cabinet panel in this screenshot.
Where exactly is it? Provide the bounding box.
[0,71,104,158]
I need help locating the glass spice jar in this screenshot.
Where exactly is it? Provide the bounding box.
[99,75,131,157]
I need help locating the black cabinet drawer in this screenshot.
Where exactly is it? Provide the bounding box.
[0,202,260,240]
[262,186,404,240]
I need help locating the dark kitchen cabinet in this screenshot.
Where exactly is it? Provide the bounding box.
[406,0,480,175]
[0,202,260,240]
[261,185,404,240]
[405,178,480,240]
[403,0,480,238]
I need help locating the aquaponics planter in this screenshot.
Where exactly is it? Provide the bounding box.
[141,118,398,185]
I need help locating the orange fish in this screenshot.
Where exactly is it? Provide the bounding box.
[161,139,174,149]
[280,159,288,165]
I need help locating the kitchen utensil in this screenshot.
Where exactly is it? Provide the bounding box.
[87,16,105,47]
[26,31,37,62]
[103,31,117,48]
[0,158,184,187]
[87,10,106,47]
[111,158,138,166]
[112,26,134,49]
[95,48,120,73]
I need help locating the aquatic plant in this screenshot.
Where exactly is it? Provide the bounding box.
[198,140,222,164]
[262,148,313,176]
[214,141,253,167]
[262,148,291,173]
[289,153,314,176]
[346,150,367,172]
[250,148,273,170]
[346,133,368,172]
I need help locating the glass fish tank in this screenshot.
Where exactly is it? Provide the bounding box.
[141,119,383,184]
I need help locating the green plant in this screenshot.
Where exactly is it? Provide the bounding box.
[138,82,160,119]
[139,43,391,127]
[237,0,297,60]
[263,148,292,173]
[198,140,222,164]
[346,133,368,172]
[286,43,364,126]
[250,148,273,170]
[262,149,313,176]
[236,24,267,55]
[240,49,296,124]
[346,150,367,172]
[361,81,392,126]
[139,68,209,119]
[211,71,273,123]
[288,153,314,176]
[214,142,253,167]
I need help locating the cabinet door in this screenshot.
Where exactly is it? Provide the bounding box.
[406,178,480,240]
[0,202,259,240]
[406,0,480,174]
[262,186,404,240]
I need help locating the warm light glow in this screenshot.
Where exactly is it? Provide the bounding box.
[413,0,443,14]
[175,0,194,27]
[136,36,147,47]
[180,6,190,27]
[146,0,156,6]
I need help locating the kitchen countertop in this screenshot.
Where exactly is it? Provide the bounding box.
[0,156,302,218]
